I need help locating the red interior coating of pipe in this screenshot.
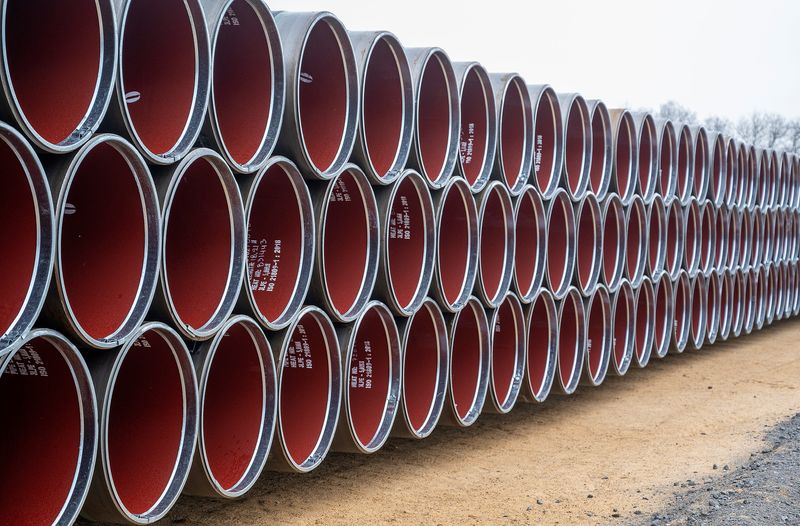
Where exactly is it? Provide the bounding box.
[675,277,688,340]
[388,177,426,308]
[613,289,630,368]
[648,205,663,272]
[500,81,525,187]
[589,108,607,193]
[547,197,570,289]
[122,0,196,155]
[458,68,488,186]
[586,292,605,380]
[280,313,331,465]
[61,143,146,339]
[203,322,264,490]
[363,38,403,176]
[298,19,347,172]
[685,204,698,267]
[166,158,232,329]
[654,279,668,349]
[534,94,556,191]
[564,100,586,193]
[418,54,451,182]
[514,191,539,295]
[5,0,100,145]
[714,210,725,268]
[0,139,37,335]
[706,275,717,330]
[324,170,369,314]
[719,274,730,329]
[480,189,509,299]
[558,294,578,387]
[693,135,707,196]
[691,278,704,339]
[0,339,81,526]
[638,120,654,194]
[665,203,679,272]
[451,305,481,420]
[699,206,713,268]
[213,0,273,165]
[603,201,622,283]
[676,129,690,198]
[108,330,184,514]
[659,127,674,195]
[758,154,769,205]
[726,142,737,202]
[248,164,303,323]
[527,295,551,394]
[615,117,633,195]
[710,138,723,199]
[348,308,391,446]
[635,287,649,360]
[626,205,643,278]
[404,305,440,431]
[439,187,470,305]
[492,299,519,406]
[577,200,597,288]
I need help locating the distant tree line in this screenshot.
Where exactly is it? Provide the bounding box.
[654,100,800,154]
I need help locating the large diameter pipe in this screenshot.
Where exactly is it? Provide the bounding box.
[558,92,592,201]
[727,208,741,270]
[266,306,341,472]
[768,150,779,210]
[486,292,526,413]
[238,156,314,331]
[0,123,54,354]
[274,11,358,179]
[513,185,547,303]
[647,195,668,279]
[730,269,745,337]
[742,269,756,335]
[718,270,734,341]
[633,277,655,367]
[683,197,702,276]
[688,274,708,351]
[309,164,380,322]
[529,84,564,199]
[374,169,436,316]
[655,118,678,200]
[453,62,497,193]
[738,207,753,271]
[704,271,721,344]
[625,195,648,287]
[432,177,479,312]
[665,197,685,280]
[554,287,587,395]
[332,301,401,453]
[0,0,117,153]
[707,131,727,207]
[582,284,612,387]
[406,47,459,189]
[81,322,198,524]
[601,193,627,292]
[442,296,490,427]
[765,263,777,325]
[545,188,577,299]
[610,279,636,375]
[690,126,710,201]
[491,73,534,196]
[392,297,449,439]
[585,99,613,200]
[156,148,246,340]
[736,140,749,210]
[674,123,694,205]
[608,109,638,205]
[670,270,692,354]
[475,181,516,307]
[746,145,759,211]
[698,199,716,276]
[724,136,738,208]
[109,0,210,164]
[756,148,771,211]
[349,31,413,184]
[778,152,791,209]
[0,329,97,526]
[754,265,768,330]
[521,289,558,402]
[184,315,276,498]
[574,192,603,296]
[201,0,285,174]
[652,275,674,359]
[45,134,160,349]
[633,112,658,203]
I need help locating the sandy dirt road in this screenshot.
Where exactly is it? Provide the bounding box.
[161,319,800,525]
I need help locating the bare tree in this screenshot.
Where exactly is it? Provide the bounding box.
[704,115,735,137]
[657,100,698,125]
[763,113,789,149]
[786,119,800,154]
[736,112,767,147]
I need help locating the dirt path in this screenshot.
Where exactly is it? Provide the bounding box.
[164,320,800,525]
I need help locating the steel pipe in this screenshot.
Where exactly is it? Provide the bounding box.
[674,123,694,205]
[754,265,768,330]
[513,185,547,303]
[609,109,638,205]
[201,0,285,174]
[670,270,692,354]
[711,204,728,273]
[664,197,685,280]
[156,148,245,340]
[486,292,526,413]
[81,322,198,524]
[453,62,496,193]
[349,31,413,184]
[633,112,658,203]
[688,274,708,351]
[558,92,592,201]
[718,270,734,341]
[582,284,612,387]
[683,197,702,276]
[521,289,558,402]
[554,287,586,395]
[752,210,764,268]
[742,269,756,335]
[690,126,710,201]
[705,271,721,344]
[491,73,534,196]
[406,47,459,189]
[184,315,276,498]
[724,136,738,208]
[746,145,759,211]
[652,275,674,358]
[47,134,160,349]
[727,207,740,270]
[655,118,678,200]
[625,195,648,287]
[529,84,564,199]
[698,199,716,276]
[266,306,341,472]
[586,99,613,200]
[756,148,771,211]
[373,169,436,316]
[309,164,380,323]
[707,131,727,207]
[0,329,97,526]
[0,0,117,153]
[738,207,753,271]
[392,297,449,439]
[475,181,516,307]
[610,279,635,375]
[778,152,791,209]
[601,193,627,292]
[647,195,668,279]
[765,263,777,325]
[633,277,655,367]
[0,123,54,354]
[736,140,749,210]
[332,301,401,453]
[545,188,577,299]
[274,11,358,179]
[574,192,603,296]
[767,150,780,210]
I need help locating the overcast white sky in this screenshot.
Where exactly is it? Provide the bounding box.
[270,0,800,121]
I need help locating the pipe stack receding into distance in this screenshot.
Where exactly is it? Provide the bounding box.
[0,1,799,524]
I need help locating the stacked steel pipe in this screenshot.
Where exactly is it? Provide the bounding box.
[0,1,798,524]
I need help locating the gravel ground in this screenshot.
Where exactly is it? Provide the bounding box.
[635,413,800,526]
